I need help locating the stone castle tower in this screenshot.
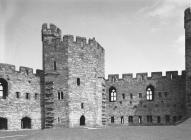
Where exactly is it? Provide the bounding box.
[185,8,191,117]
[41,24,106,128]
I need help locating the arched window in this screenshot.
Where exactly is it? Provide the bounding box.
[146,85,154,101]
[109,86,117,102]
[0,78,8,99]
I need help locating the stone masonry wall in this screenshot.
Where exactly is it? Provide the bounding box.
[0,63,41,130]
[67,36,105,127]
[106,71,186,125]
[42,23,69,127]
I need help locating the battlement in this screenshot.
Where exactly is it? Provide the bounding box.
[0,63,41,76]
[42,23,61,39]
[107,70,185,81]
[185,8,191,28]
[63,35,104,52]
[63,35,97,45]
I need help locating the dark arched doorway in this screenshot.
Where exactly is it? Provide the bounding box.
[0,117,7,130]
[80,115,85,126]
[21,117,31,129]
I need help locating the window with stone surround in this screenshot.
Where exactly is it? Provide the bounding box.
[139,93,142,98]
[147,115,152,123]
[77,78,80,86]
[58,91,64,100]
[0,78,8,99]
[109,86,117,102]
[111,116,114,123]
[16,92,20,98]
[146,85,154,101]
[26,93,30,100]
[128,116,133,123]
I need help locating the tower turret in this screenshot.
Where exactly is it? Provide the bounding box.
[185,7,191,116]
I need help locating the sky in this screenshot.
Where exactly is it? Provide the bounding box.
[0,0,190,78]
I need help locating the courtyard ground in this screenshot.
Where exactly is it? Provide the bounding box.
[1,119,191,140]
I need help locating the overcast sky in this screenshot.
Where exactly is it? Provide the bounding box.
[0,0,189,77]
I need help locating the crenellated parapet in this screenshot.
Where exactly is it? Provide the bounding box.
[0,63,42,77]
[62,35,104,53]
[41,23,104,53]
[106,70,185,82]
[42,23,62,41]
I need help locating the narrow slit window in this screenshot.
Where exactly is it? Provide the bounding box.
[61,92,64,99]
[16,92,20,98]
[77,78,80,86]
[81,103,84,109]
[26,93,30,100]
[58,92,61,100]
[54,61,57,70]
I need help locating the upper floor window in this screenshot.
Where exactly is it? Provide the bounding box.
[58,91,64,100]
[77,78,80,86]
[16,92,20,98]
[0,78,8,99]
[122,93,125,99]
[130,93,133,99]
[109,86,117,102]
[146,85,154,101]
[26,93,30,100]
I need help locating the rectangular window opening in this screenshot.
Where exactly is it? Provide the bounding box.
[16,92,20,98]
[111,116,114,123]
[77,78,80,86]
[26,93,30,100]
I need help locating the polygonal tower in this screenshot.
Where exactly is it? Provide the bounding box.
[41,23,105,128]
[185,8,191,117]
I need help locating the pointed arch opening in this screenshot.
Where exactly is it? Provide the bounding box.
[80,115,85,126]
[0,78,8,99]
[21,117,31,129]
[146,85,154,101]
[109,86,117,102]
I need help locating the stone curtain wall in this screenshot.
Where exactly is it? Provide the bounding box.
[105,71,186,125]
[0,63,41,130]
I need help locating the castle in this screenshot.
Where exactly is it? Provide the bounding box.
[0,8,191,130]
